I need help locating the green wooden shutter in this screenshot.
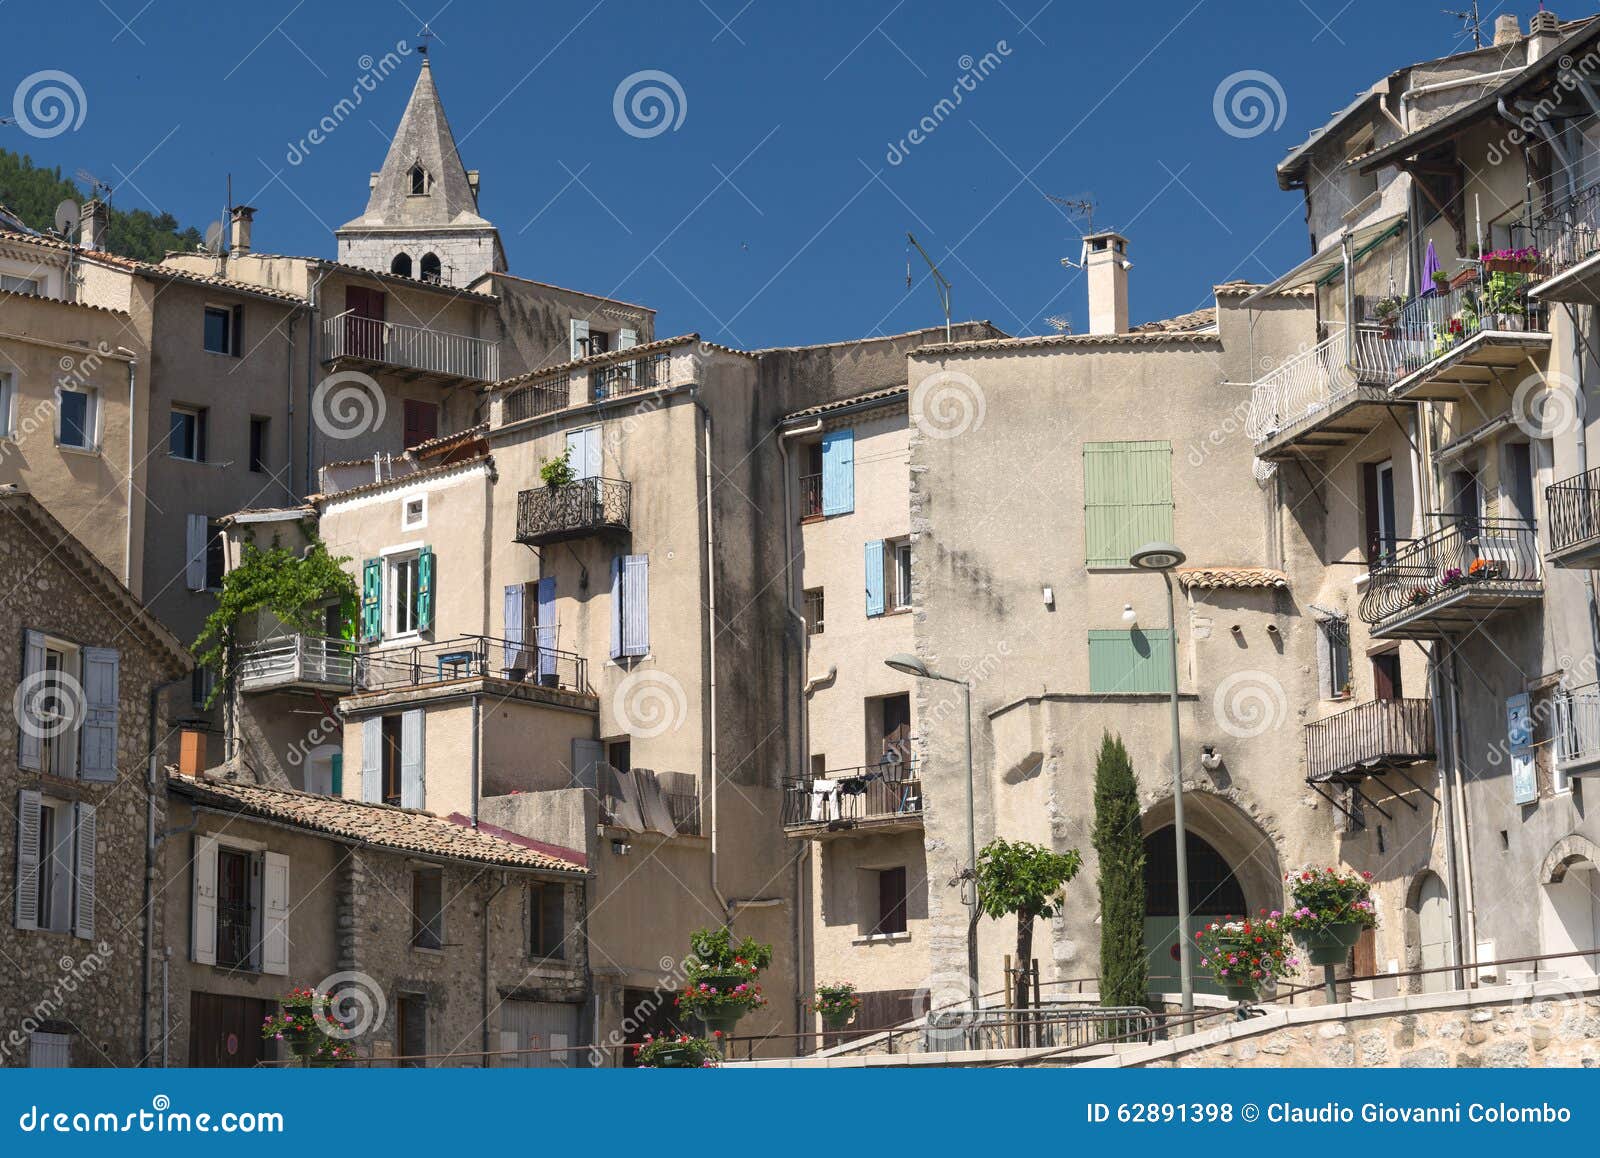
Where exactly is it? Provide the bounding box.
[1088,629,1174,694]
[416,548,435,632]
[1084,441,1173,569]
[360,559,383,642]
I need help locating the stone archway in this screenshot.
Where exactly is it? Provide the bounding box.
[1403,870,1452,994]
[1538,834,1600,978]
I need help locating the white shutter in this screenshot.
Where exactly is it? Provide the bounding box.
[618,328,638,350]
[185,514,208,591]
[191,834,218,965]
[361,719,382,802]
[72,802,96,940]
[261,851,290,975]
[571,738,603,792]
[79,647,119,782]
[400,708,425,809]
[17,631,45,771]
[621,554,649,657]
[569,319,590,360]
[14,789,42,930]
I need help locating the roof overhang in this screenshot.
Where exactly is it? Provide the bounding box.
[1277,89,1384,190]
[1243,212,1406,307]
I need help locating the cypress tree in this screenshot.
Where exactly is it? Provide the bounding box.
[1092,732,1147,1008]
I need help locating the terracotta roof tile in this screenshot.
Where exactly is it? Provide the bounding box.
[1177,567,1290,591]
[783,384,907,422]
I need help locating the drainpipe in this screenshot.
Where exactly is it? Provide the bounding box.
[124,355,138,590]
[285,311,297,501]
[470,693,482,827]
[696,400,731,918]
[306,267,325,496]
[1446,651,1479,971]
[140,674,189,1066]
[1427,651,1466,990]
[481,871,508,1064]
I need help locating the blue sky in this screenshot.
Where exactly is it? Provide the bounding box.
[3,0,1538,347]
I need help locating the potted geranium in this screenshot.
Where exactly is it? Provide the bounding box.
[810,982,862,1031]
[261,986,356,1066]
[1439,566,1466,589]
[1283,866,1377,966]
[1195,911,1299,1003]
[635,1032,721,1068]
[676,927,772,1036]
[1481,245,1539,275]
[1372,296,1403,339]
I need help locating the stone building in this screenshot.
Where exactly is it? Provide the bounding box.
[0,486,191,1067]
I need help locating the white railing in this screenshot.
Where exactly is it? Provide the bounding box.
[237,635,356,693]
[1247,327,1402,443]
[323,313,500,381]
[1555,687,1600,770]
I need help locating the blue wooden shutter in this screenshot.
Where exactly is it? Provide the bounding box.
[503,583,525,669]
[360,559,383,642]
[609,556,623,659]
[536,577,558,680]
[72,803,95,939]
[1088,629,1174,694]
[79,647,119,782]
[416,548,435,632]
[622,555,649,657]
[17,630,45,771]
[361,719,382,802]
[1084,441,1174,569]
[820,429,854,515]
[864,540,886,617]
[400,708,425,809]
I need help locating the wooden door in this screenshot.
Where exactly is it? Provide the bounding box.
[1372,651,1402,700]
[1417,873,1451,993]
[188,992,270,1067]
[344,286,386,359]
[881,694,911,763]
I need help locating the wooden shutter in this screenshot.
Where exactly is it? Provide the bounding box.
[14,789,42,930]
[191,835,218,965]
[503,583,525,670]
[17,631,45,771]
[609,557,623,659]
[621,555,649,657]
[618,328,638,349]
[570,319,590,360]
[261,852,290,975]
[361,719,382,802]
[400,708,425,809]
[864,540,886,617]
[566,427,600,480]
[536,578,558,680]
[360,558,383,642]
[79,647,119,782]
[72,802,96,940]
[1083,441,1173,569]
[1088,628,1174,694]
[416,548,435,632]
[820,429,854,515]
[185,514,209,590]
[878,867,907,934]
[571,738,603,791]
[1361,462,1381,563]
[330,753,343,796]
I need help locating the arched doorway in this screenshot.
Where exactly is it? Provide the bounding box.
[1540,838,1600,978]
[1409,870,1451,993]
[1142,825,1255,997]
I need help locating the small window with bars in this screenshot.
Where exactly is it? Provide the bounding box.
[804,588,824,635]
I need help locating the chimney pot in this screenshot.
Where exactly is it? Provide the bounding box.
[80,198,109,251]
[1528,9,1562,62]
[178,728,207,777]
[1493,14,1521,46]
[229,205,256,254]
[1083,231,1131,336]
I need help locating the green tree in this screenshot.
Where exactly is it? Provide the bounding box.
[0,148,204,262]
[1092,732,1147,1009]
[975,837,1082,1009]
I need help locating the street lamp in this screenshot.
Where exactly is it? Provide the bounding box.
[1129,541,1194,1015]
[884,653,979,1010]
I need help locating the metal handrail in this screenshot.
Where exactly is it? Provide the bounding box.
[357,634,588,694]
[592,352,673,401]
[237,634,356,690]
[502,373,572,424]
[782,762,922,826]
[1304,697,1435,781]
[1358,515,1541,627]
[322,314,499,380]
[514,476,632,544]
[1545,464,1600,556]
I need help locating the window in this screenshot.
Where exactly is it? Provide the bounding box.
[186,516,224,592]
[205,521,226,590]
[57,387,96,450]
[411,869,444,950]
[191,664,215,710]
[888,539,912,612]
[402,399,439,449]
[249,417,268,473]
[16,795,84,934]
[361,550,434,642]
[1083,441,1173,568]
[396,994,428,1066]
[203,305,241,356]
[381,714,405,806]
[606,739,631,774]
[215,846,256,969]
[529,882,565,960]
[1088,628,1175,694]
[402,494,427,531]
[38,639,81,779]
[169,405,207,461]
[408,164,431,196]
[17,632,118,783]
[819,429,854,515]
[874,867,908,936]
[804,587,825,635]
[1318,617,1352,699]
[419,253,442,284]
[801,442,824,518]
[565,426,602,480]
[2,273,41,295]
[390,252,413,278]
[875,693,912,763]
[190,838,288,973]
[1505,441,1536,526]
[364,710,423,808]
[1362,461,1398,563]
[610,554,649,658]
[0,372,15,438]
[387,551,425,636]
[1372,651,1403,701]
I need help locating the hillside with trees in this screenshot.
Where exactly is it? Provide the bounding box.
[0,148,203,262]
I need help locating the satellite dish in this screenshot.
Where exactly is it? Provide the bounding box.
[53,199,80,239]
[203,221,224,252]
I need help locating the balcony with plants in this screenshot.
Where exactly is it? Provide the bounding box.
[237,634,357,695]
[514,451,631,547]
[1357,515,1542,639]
[781,762,923,837]
[1523,176,1600,306]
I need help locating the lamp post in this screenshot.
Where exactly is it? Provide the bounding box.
[885,653,978,1010]
[1129,541,1193,1015]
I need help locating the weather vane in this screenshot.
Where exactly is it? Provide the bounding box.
[418,24,435,56]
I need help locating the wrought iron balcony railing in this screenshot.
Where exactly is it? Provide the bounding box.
[237,634,356,693]
[1523,178,1600,283]
[1554,684,1600,771]
[593,352,673,401]
[502,372,572,424]
[1545,466,1600,565]
[781,763,922,829]
[1358,516,1542,634]
[323,312,499,381]
[356,634,588,695]
[1304,697,1435,782]
[1246,326,1404,445]
[514,477,631,546]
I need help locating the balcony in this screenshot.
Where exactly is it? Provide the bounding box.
[1385,279,1550,404]
[1246,327,1408,461]
[322,313,500,382]
[781,764,922,838]
[514,477,631,546]
[237,635,356,694]
[1545,466,1600,567]
[592,352,674,401]
[502,372,572,424]
[1358,516,1542,639]
[356,634,588,695]
[1304,698,1435,782]
[1554,685,1600,775]
[1525,180,1600,306]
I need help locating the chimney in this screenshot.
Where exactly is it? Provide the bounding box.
[1083,231,1131,335]
[229,205,256,254]
[1492,13,1520,47]
[1528,9,1562,63]
[178,728,208,777]
[80,198,109,251]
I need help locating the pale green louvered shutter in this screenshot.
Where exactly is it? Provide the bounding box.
[1084,441,1173,569]
[1088,629,1174,694]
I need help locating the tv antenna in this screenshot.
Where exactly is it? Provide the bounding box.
[1046,313,1073,334]
[75,168,113,202]
[1444,2,1487,48]
[905,232,952,342]
[1046,193,1100,269]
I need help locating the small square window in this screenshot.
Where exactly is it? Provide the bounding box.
[2,273,41,296]
[804,588,824,635]
[411,869,444,950]
[169,406,207,461]
[57,388,96,450]
[402,495,427,531]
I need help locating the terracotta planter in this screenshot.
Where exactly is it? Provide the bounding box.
[1295,921,1364,966]
[1483,258,1536,274]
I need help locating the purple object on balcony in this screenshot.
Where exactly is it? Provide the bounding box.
[1421,240,1442,295]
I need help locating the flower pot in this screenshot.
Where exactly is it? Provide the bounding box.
[1483,259,1536,275]
[697,1008,746,1036]
[821,1009,854,1032]
[649,1043,703,1068]
[1295,921,1364,966]
[1222,980,1259,1003]
[694,972,750,991]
